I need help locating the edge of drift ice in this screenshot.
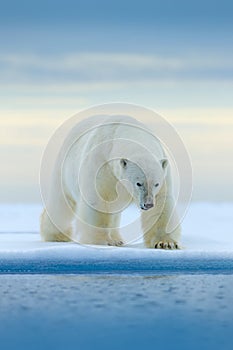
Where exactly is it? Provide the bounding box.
[0,243,233,274]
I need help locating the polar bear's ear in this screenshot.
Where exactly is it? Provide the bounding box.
[120,158,128,168]
[161,158,168,169]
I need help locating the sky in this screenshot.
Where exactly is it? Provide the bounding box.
[0,0,233,202]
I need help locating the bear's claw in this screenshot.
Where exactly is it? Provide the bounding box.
[154,241,180,250]
[107,240,124,247]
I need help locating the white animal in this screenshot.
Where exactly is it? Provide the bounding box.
[40,115,181,249]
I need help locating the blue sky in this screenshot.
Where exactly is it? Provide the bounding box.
[1,0,233,29]
[0,0,233,202]
[1,0,233,107]
[1,0,233,63]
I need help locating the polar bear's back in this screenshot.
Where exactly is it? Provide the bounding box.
[57,114,165,181]
[66,114,164,158]
[64,114,142,146]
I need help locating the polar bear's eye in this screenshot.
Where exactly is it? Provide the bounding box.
[136,182,143,187]
[120,158,128,168]
[155,183,159,187]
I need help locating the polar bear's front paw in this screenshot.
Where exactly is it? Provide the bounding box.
[154,241,180,250]
[107,239,124,247]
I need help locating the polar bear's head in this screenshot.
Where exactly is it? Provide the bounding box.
[119,157,168,210]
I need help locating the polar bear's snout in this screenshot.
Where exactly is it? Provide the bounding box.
[141,203,154,210]
[140,196,154,210]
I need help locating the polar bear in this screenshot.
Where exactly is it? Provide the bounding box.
[40,115,181,249]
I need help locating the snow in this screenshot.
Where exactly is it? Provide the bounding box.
[0,203,41,233]
[0,203,233,350]
[0,202,232,274]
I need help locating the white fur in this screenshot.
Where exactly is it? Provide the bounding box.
[40,115,181,249]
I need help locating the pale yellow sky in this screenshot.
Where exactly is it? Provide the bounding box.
[1,106,232,202]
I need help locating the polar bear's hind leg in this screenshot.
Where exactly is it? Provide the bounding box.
[40,209,73,242]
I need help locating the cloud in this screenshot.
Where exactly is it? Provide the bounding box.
[1,52,233,86]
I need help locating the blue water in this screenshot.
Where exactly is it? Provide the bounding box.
[0,274,233,350]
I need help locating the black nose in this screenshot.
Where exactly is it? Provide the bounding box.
[143,203,154,210]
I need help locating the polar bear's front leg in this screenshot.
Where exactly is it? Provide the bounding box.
[75,201,124,246]
[141,197,181,249]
